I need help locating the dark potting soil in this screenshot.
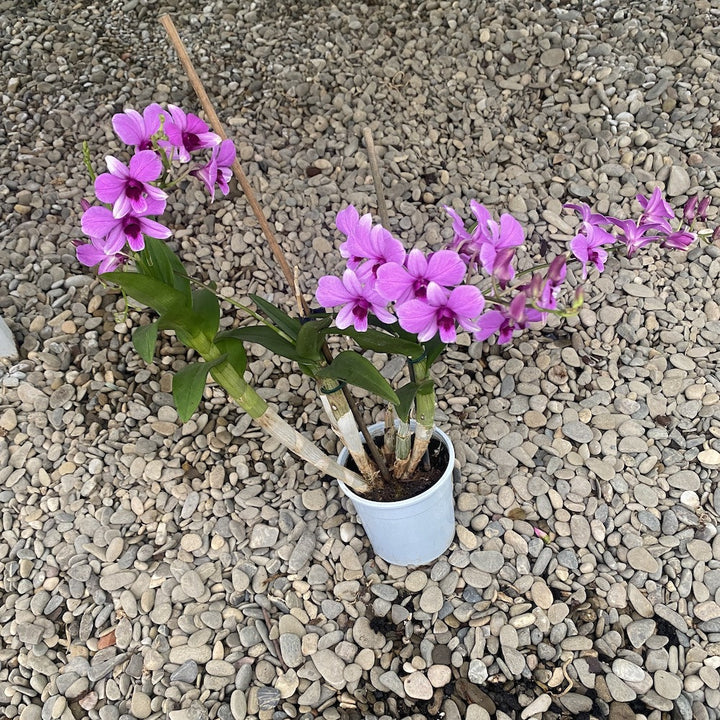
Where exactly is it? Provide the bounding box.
[347,435,450,503]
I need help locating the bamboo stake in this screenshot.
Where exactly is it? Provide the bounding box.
[363,127,391,229]
[159,14,392,485]
[159,14,297,293]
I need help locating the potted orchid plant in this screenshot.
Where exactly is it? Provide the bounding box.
[75,102,713,565]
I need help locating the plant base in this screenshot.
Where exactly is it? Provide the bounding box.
[337,421,456,566]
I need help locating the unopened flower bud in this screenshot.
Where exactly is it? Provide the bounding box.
[492,246,516,289]
[572,285,585,310]
[547,254,567,284]
[508,292,528,324]
[683,196,697,224]
[698,196,711,222]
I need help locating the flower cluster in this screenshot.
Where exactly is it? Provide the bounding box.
[316,188,705,346]
[75,104,236,273]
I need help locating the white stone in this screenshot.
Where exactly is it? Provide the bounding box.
[403,671,433,700]
[0,317,18,360]
[699,449,720,468]
[521,693,552,718]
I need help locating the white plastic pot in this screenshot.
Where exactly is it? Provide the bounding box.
[336,421,456,566]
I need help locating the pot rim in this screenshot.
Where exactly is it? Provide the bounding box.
[337,421,455,509]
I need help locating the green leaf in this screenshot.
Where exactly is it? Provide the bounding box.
[214,336,247,376]
[192,288,220,340]
[335,326,424,359]
[136,236,191,298]
[394,382,419,423]
[250,294,301,340]
[132,321,158,363]
[172,356,225,422]
[157,306,205,343]
[217,327,307,364]
[104,271,188,317]
[423,335,446,367]
[295,317,331,362]
[316,351,400,405]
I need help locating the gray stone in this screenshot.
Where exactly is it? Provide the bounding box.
[469,550,504,573]
[230,689,247,720]
[666,165,691,196]
[279,633,303,668]
[562,421,594,444]
[403,671,433,700]
[311,649,346,689]
[654,670,682,700]
[378,670,405,697]
[256,687,280,710]
[626,619,656,648]
[288,531,316,572]
[170,660,199,684]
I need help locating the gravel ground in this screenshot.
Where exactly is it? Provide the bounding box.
[2,1,720,719]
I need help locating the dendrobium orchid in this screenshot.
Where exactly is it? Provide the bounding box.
[611,219,660,258]
[94,151,167,218]
[376,249,466,304]
[73,101,714,502]
[161,104,221,163]
[396,282,484,343]
[661,229,696,251]
[81,199,171,252]
[192,139,236,201]
[316,268,396,332]
[317,187,704,351]
[637,187,675,232]
[74,234,127,274]
[112,103,163,151]
[570,223,614,278]
[446,201,524,285]
[75,103,231,274]
[337,209,405,275]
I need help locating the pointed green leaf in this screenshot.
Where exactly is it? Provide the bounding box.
[104,271,188,317]
[423,335,446,367]
[192,288,220,340]
[136,236,191,298]
[216,327,307,364]
[334,326,424,359]
[394,382,419,423]
[172,356,225,422]
[316,351,400,405]
[296,317,331,362]
[157,307,205,344]
[249,294,301,340]
[214,336,247,376]
[132,321,158,363]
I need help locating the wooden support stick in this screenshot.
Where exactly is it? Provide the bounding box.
[159,13,298,297]
[363,127,391,228]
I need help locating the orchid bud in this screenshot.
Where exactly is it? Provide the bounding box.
[525,273,543,301]
[714,226,720,243]
[508,292,528,324]
[683,196,697,224]
[81,198,91,212]
[492,246,516,289]
[572,285,585,310]
[547,254,567,285]
[698,196,711,222]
